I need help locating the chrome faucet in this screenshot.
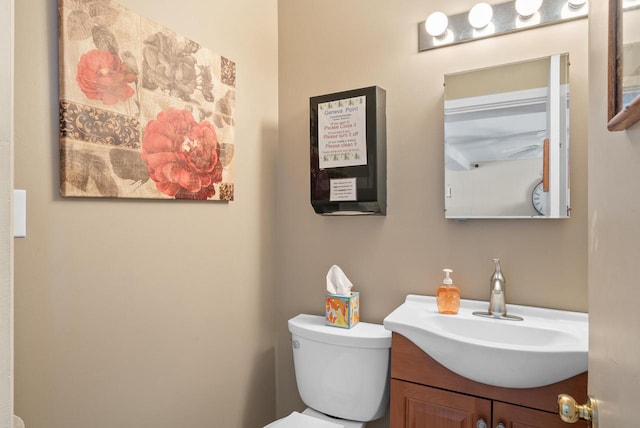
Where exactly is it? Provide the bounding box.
[489,258,506,317]
[473,258,523,321]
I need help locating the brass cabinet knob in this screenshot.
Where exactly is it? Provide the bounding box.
[558,394,599,428]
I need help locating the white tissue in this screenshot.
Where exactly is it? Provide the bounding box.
[326,265,354,296]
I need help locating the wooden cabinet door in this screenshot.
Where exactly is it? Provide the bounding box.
[391,379,491,428]
[493,401,588,428]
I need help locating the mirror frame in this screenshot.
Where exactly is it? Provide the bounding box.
[608,0,640,131]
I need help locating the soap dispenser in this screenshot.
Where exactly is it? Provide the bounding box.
[437,268,460,314]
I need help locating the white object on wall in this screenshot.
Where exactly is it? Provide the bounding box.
[13,190,25,238]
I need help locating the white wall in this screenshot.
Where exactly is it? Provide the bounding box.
[446,158,541,217]
[0,0,13,425]
[588,1,640,426]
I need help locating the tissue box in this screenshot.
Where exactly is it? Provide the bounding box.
[325,292,360,328]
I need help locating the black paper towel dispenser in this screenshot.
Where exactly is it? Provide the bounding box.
[310,86,386,215]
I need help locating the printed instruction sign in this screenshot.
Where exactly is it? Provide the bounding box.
[318,95,367,169]
[330,178,357,201]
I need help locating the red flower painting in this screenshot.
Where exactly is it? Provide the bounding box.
[59,0,236,200]
[141,109,222,199]
[76,49,136,105]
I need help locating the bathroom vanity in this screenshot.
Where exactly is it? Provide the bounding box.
[389,333,588,427]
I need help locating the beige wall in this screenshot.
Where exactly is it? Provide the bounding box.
[13,1,278,427]
[445,55,553,100]
[588,1,640,426]
[1,0,14,425]
[277,0,588,425]
[16,0,625,427]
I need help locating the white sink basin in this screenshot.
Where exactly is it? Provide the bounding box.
[383,295,588,388]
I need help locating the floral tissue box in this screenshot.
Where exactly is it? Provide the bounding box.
[325,292,360,328]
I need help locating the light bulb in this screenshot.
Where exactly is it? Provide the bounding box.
[425,11,449,38]
[468,3,493,30]
[515,0,543,18]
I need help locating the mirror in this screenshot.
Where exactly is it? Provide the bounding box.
[444,54,570,219]
[608,0,640,131]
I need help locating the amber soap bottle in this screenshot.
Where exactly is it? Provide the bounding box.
[437,268,460,314]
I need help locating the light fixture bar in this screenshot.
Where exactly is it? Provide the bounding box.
[419,0,588,52]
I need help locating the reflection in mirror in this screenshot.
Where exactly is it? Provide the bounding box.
[622,3,640,109]
[444,54,570,219]
[608,0,640,130]
[622,41,640,108]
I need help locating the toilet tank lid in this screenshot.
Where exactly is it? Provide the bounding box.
[288,314,391,349]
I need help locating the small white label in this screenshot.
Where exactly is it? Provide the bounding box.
[330,178,357,201]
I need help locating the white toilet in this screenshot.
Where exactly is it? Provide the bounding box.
[265,314,392,428]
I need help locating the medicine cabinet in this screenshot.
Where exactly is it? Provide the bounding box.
[444,54,570,219]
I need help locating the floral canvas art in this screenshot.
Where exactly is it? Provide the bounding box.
[58,0,235,200]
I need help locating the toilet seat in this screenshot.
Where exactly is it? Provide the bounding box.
[264,411,346,428]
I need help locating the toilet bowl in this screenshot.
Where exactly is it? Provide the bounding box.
[265,314,392,428]
[265,408,363,428]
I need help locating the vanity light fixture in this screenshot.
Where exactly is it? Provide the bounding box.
[418,0,589,52]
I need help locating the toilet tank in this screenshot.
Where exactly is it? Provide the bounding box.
[288,314,392,422]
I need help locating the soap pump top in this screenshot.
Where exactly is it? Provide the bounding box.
[437,268,460,314]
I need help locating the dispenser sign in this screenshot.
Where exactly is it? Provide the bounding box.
[330,178,357,201]
[318,95,367,169]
